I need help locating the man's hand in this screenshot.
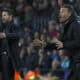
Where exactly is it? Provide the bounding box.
[0,32,6,38]
[52,38,63,49]
[55,40,63,49]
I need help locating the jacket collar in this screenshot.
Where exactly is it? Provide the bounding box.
[63,13,77,27]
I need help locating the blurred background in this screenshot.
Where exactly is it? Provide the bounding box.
[0,0,80,80]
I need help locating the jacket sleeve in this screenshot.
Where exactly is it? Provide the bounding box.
[63,23,80,49]
[6,25,21,39]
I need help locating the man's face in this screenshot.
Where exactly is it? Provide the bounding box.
[52,60,59,70]
[2,11,10,23]
[59,7,71,23]
[34,32,39,39]
[48,21,55,32]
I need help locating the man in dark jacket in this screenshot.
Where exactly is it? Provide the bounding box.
[53,4,80,80]
[0,8,20,80]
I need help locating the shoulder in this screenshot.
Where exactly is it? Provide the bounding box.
[71,20,80,30]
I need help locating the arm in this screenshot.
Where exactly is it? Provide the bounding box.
[6,25,21,39]
[55,22,80,49]
[63,23,80,49]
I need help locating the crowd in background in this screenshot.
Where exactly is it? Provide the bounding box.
[0,0,80,80]
[0,0,80,29]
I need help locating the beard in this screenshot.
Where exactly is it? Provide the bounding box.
[59,14,71,23]
[59,17,67,23]
[2,17,10,23]
[59,17,69,24]
[2,19,7,23]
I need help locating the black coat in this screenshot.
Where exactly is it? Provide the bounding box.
[0,20,21,70]
[60,14,80,57]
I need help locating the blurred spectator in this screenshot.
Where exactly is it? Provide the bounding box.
[48,50,60,61]
[33,31,40,39]
[24,6,33,26]
[22,46,39,71]
[33,32,41,47]
[50,0,59,22]
[40,33,46,41]
[38,49,51,75]
[32,0,49,11]
[18,25,32,47]
[32,0,51,32]
[16,0,25,12]
[26,36,32,45]
[13,16,20,27]
[22,26,31,39]
[19,36,32,48]
[51,60,60,71]
[40,33,47,48]
[51,60,64,79]
[46,35,52,43]
[48,20,60,38]
[16,0,25,25]
[4,0,17,9]
[58,0,64,7]
[42,28,48,34]
[1,1,11,8]
[59,50,70,70]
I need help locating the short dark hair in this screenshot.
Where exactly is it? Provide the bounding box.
[2,8,13,16]
[60,4,74,14]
